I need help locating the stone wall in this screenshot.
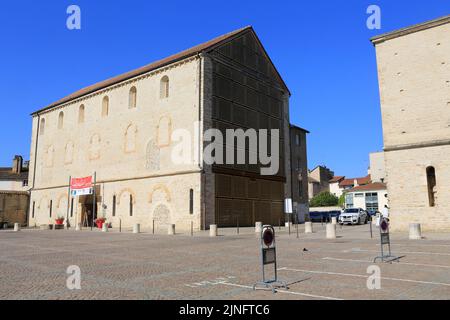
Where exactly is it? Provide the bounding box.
[374,18,450,231]
[0,192,29,227]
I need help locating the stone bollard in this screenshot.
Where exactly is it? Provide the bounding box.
[326,224,336,239]
[210,225,218,237]
[102,223,108,233]
[331,217,337,225]
[14,223,20,232]
[305,222,313,234]
[255,222,263,234]
[409,223,422,240]
[168,224,176,235]
[3,223,8,229]
[75,223,81,231]
[133,224,140,234]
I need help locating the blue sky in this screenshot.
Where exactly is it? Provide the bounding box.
[0,0,448,177]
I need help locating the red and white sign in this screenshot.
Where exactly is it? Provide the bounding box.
[70,176,93,196]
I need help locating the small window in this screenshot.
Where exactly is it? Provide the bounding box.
[160,76,169,99]
[40,118,46,136]
[112,195,116,217]
[32,201,35,219]
[426,166,436,207]
[129,195,133,216]
[49,200,53,218]
[189,189,194,215]
[58,112,64,129]
[78,105,85,123]
[129,87,137,109]
[295,134,300,146]
[102,96,109,117]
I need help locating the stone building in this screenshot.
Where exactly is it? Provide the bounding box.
[289,125,309,222]
[371,15,450,231]
[28,27,299,231]
[308,166,334,199]
[0,156,30,227]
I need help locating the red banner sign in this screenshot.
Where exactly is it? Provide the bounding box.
[70,176,93,190]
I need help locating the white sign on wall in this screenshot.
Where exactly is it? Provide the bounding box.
[284,199,293,214]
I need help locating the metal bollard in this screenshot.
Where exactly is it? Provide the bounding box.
[409,223,422,240]
[305,222,313,234]
[326,224,336,239]
[255,222,263,234]
[210,225,218,237]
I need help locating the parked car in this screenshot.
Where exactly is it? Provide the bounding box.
[339,208,369,225]
[309,211,341,223]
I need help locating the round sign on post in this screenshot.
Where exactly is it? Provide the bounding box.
[263,227,274,248]
[380,218,389,234]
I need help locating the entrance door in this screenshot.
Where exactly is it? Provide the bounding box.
[81,200,98,227]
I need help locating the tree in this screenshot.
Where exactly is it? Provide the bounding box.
[309,191,339,207]
[338,194,346,208]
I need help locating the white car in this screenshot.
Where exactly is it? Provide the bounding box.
[339,208,369,225]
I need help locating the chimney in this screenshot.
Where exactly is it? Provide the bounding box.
[354,179,359,187]
[12,155,23,174]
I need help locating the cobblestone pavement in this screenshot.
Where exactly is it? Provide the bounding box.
[1,224,449,300]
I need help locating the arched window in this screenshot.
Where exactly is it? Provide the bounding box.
[58,112,64,129]
[426,166,437,207]
[112,195,116,217]
[102,96,109,117]
[129,195,133,217]
[125,124,137,153]
[157,117,171,147]
[129,87,137,109]
[39,118,46,136]
[78,105,85,123]
[160,76,169,99]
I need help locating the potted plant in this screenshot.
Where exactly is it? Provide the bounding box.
[95,217,106,229]
[55,216,65,225]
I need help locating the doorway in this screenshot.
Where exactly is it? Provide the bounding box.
[80,196,98,227]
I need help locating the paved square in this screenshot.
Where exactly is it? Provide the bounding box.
[1,224,449,300]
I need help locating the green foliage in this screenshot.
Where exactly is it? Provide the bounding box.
[309,191,339,207]
[338,194,346,208]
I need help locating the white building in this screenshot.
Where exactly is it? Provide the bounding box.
[344,182,388,213]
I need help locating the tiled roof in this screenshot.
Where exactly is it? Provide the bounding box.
[32,26,290,115]
[0,168,28,181]
[347,182,387,193]
[339,175,371,188]
[329,176,345,183]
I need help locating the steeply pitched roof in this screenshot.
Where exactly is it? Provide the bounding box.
[371,14,450,45]
[347,182,387,193]
[32,26,290,116]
